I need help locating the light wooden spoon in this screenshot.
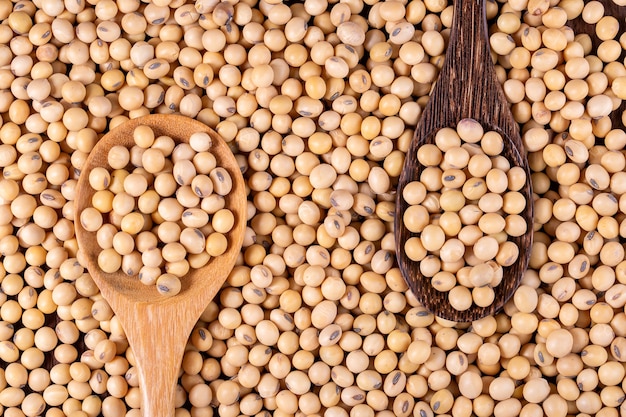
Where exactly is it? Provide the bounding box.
[394,0,534,322]
[74,115,247,417]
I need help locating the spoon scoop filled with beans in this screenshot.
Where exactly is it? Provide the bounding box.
[74,115,246,417]
[395,0,534,322]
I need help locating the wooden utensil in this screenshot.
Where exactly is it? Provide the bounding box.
[394,0,534,322]
[567,0,626,129]
[74,115,247,417]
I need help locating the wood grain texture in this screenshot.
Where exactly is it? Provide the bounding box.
[567,0,626,129]
[394,0,534,322]
[74,115,247,417]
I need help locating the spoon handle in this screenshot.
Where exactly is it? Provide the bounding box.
[442,0,494,112]
[120,303,196,417]
[416,0,520,143]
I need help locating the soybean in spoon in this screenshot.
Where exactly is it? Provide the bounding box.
[74,114,247,417]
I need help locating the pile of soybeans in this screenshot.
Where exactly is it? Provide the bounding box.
[0,0,626,416]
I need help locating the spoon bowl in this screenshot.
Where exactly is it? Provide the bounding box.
[395,0,534,322]
[75,115,247,417]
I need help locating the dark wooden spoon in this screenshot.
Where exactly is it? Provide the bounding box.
[394,0,534,322]
[567,0,626,129]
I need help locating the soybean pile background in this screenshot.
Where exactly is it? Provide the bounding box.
[1,0,626,416]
